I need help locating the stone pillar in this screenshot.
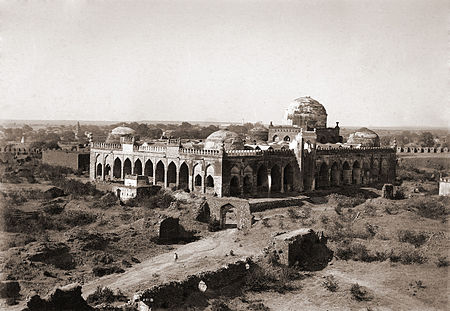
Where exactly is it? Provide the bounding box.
[280,167,285,193]
[101,162,105,181]
[176,166,180,189]
[201,171,205,194]
[267,170,272,194]
[153,160,158,185]
[164,166,168,188]
[188,174,193,191]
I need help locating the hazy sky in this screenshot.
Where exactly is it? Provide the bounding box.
[1,0,448,127]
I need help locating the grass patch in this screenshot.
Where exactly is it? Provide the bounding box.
[397,230,428,248]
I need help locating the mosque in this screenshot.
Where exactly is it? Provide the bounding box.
[90,97,396,197]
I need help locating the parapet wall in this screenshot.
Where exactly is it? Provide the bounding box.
[225,149,294,157]
[396,146,449,153]
[316,146,395,155]
[140,259,252,309]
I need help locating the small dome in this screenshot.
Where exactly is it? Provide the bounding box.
[347,128,380,147]
[284,97,327,128]
[204,129,244,150]
[111,126,135,136]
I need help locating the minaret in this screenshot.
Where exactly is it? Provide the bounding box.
[75,121,81,140]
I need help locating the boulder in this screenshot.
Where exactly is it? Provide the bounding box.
[25,283,93,311]
[0,280,20,299]
[382,184,394,199]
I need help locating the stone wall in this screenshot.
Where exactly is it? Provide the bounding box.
[397,146,449,153]
[206,197,252,231]
[43,150,90,171]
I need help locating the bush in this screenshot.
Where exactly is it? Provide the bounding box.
[91,192,118,209]
[322,275,339,292]
[394,187,406,200]
[60,210,97,227]
[52,178,101,197]
[397,230,428,248]
[261,218,271,227]
[328,193,366,209]
[335,242,387,262]
[43,203,65,215]
[211,300,232,311]
[86,286,127,305]
[244,262,298,293]
[131,191,176,209]
[350,283,372,301]
[389,249,427,264]
[208,219,221,232]
[436,256,449,267]
[409,197,449,221]
[92,265,125,277]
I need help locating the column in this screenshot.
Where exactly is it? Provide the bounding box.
[164,166,168,188]
[152,161,157,185]
[280,167,284,193]
[175,166,180,189]
[101,163,105,181]
[188,174,193,191]
[267,170,272,194]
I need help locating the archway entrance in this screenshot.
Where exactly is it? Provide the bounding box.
[155,161,165,185]
[206,175,214,188]
[167,162,177,186]
[270,165,281,192]
[330,162,339,187]
[96,163,102,178]
[318,162,329,189]
[257,165,268,193]
[283,164,293,192]
[123,158,132,176]
[144,160,153,177]
[179,163,189,190]
[113,158,122,178]
[352,161,361,185]
[243,175,252,195]
[230,176,240,196]
[220,203,237,229]
[342,161,351,185]
[194,174,202,187]
[134,159,142,175]
[104,164,111,178]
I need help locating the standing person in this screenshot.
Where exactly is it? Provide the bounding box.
[174,252,178,262]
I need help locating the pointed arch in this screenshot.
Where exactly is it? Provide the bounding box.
[123,158,132,176]
[156,160,165,184]
[270,164,281,192]
[179,162,189,190]
[167,162,177,185]
[283,164,294,192]
[318,162,329,189]
[206,175,214,188]
[194,174,202,187]
[96,163,102,177]
[134,159,142,175]
[113,158,122,178]
[352,160,361,185]
[144,159,153,176]
[230,176,240,196]
[330,162,340,187]
[257,164,268,192]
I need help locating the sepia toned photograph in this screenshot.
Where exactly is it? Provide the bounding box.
[0,0,448,310]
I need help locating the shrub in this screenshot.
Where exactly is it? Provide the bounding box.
[328,193,366,209]
[394,187,406,200]
[350,283,372,301]
[335,242,387,262]
[389,249,427,264]
[322,275,339,292]
[409,197,449,221]
[261,218,271,227]
[92,265,125,277]
[52,178,101,197]
[397,230,428,248]
[436,256,449,267]
[91,192,118,209]
[86,286,127,305]
[287,207,299,219]
[60,210,97,227]
[320,215,329,224]
[211,300,232,311]
[132,191,176,209]
[244,262,298,293]
[208,219,221,232]
[248,302,270,311]
[43,203,65,215]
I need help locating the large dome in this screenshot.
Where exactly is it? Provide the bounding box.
[111,126,135,136]
[204,129,244,150]
[283,97,327,129]
[347,128,380,147]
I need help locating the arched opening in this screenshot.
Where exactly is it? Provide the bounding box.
[352,161,361,185]
[96,163,102,177]
[167,162,177,185]
[257,165,268,193]
[104,164,111,178]
[206,175,214,188]
[194,174,202,187]
[220,204,237,229]
[134,159,142,175]
[283,164,294,192]
[330,162,340,187]
[273,135,278,142]
[362,162,370,185]
[230,176,240,196]
[113,158,122,178]
[144,160,153,176]
[371,159,379,182]
[318,162,329,189]
[155,161,165,185]
[381,159,389,182]
[179,162,189,190]
[270,165,281,192]
[243,175,252,194]
[123,158,132,176]
[342,161,351,185]
[283,136,290,142]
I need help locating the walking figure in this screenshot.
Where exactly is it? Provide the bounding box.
[174,252,178,262]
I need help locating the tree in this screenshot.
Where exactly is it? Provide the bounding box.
[420,132,434,147]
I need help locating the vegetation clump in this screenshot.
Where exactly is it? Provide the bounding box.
[350,283,372,301]
[397,230,428,248]
[86,286,127,305]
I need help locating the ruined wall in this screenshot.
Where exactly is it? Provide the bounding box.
[206,197,252,231]
[396,146,449,153]
[43,150,90,171]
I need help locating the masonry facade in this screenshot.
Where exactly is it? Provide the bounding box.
[90,96,396,197]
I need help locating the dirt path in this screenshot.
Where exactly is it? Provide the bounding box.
[81,228,263,298]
